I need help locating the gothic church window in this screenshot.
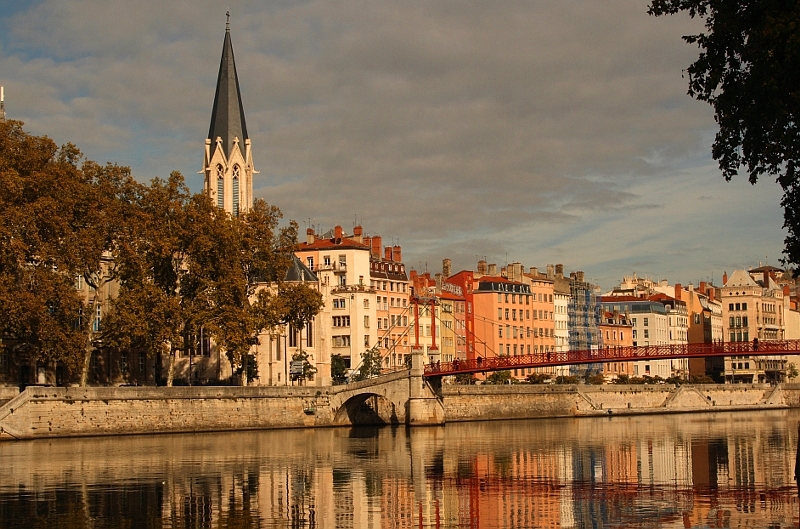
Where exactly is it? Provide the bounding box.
[216,164,224,208]
[232,164,240,217]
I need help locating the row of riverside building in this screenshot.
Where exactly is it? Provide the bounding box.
[1,21,797,388]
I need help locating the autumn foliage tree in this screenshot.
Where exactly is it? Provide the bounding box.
[649,0,800,269]
[1,121,323,387]
[0,120,136,380]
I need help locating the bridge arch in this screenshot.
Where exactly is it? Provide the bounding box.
[332,393,403,426]
[328,370,411,426]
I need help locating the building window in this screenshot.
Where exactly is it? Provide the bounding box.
[498,308,502,320]
[216,164,224,208]
[333,335,351,347]
[742,303,747,310]
[289,326,298,347]
[232,165,240,217]
[93,304,102,332]
[324,255,331,266]
[333,316,350,327]
[120,351,128,374]
[643,318,648,327]
[307,257,314,270]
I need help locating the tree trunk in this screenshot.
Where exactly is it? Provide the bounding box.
[166,347,175,387]
[79,342,92,387]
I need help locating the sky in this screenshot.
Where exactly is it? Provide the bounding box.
[0,0,787,291]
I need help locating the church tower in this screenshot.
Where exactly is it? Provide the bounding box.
[203,13,254,217]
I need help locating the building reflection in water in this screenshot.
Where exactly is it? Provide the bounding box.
[0,410,799,528]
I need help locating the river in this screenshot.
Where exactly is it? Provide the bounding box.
[1,409,798,528]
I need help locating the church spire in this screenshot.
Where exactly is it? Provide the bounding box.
[203,14,255,217]
[208,12,248,160]
[0,86,6,123]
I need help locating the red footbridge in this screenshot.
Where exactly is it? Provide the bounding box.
[423,339,800,377]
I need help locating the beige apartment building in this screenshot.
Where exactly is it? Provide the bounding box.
[719,269,788,383]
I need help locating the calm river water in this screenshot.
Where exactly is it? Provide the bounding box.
[1,410,799,528]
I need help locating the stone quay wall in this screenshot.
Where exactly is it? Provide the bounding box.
[442,383,798,420]
[1,383,799,440]
[0,386,330,440]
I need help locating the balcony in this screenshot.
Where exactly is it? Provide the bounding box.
[332,283,376,295]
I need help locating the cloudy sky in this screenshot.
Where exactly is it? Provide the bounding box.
[1,0,786,290]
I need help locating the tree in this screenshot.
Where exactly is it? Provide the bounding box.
[350,346,383,382]
[526,372,552,384]
[485,370,513,385]
[554,375,579,385]
[585,373,606,385]
[290,350,317,384]
[454,373,476,385]
[787,363,799,380]
[331,354,348,385]
[649,1,800,268]
[102,172,194,386]
[0,121,136,382]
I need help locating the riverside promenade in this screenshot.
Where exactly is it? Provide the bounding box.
[0,381,797,440]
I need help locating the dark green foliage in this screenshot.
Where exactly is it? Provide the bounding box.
[485,370,512,385]
[649,0,800,270]
[350,346,383,382]
[331,354,348,385]
[525,373,552,384]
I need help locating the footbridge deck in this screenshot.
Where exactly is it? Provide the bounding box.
[424,339,800,377]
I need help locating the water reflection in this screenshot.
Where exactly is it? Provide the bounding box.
[1,410,798,528]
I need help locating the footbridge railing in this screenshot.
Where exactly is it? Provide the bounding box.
[424,339,800,377]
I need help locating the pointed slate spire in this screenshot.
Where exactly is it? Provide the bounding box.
[208,12,248,160]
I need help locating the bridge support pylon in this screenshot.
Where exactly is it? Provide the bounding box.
[408,347,445,426]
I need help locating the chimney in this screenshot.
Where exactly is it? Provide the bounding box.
[723,271,728,285]
[385,246,392,261]
[364,236,371,251]
[372,236,382,258]
[334,225,343,239]
[784,285,791,296]
[546,264,554,278]
[488,263,497,276]
[306,228,315,245]
[392,245,402,263]
[477,260,487,275]
[674,283,681,300]
[442,258,452,277]
[353,225,363,243]
[530,267,538,278]
[555,264,564,278]
[699,281,706,294]
[764,270,770,288]
[576,271,585,282]
[709,288,715,302]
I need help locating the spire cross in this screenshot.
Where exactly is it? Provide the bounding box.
[226,11,230,31]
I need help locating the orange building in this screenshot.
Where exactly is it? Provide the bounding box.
[472,276,538,380]
[598,310,634,380]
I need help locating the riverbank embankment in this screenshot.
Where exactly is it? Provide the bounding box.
[1,383,798,440]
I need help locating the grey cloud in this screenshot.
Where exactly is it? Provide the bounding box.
[0,0,787,289]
